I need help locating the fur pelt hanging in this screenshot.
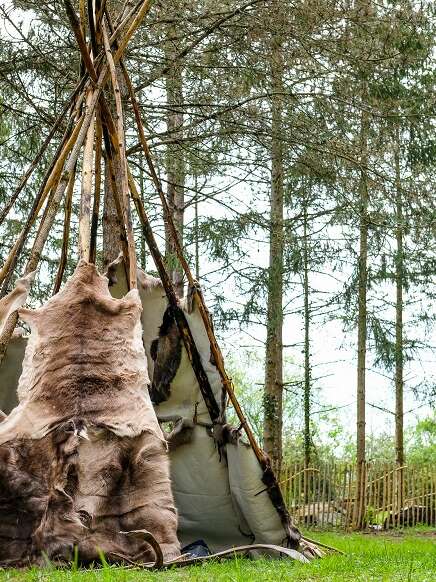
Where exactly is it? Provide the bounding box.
[0,261,180,566]
[0,271,35,336]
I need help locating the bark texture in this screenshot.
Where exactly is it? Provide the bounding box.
[0,261,179,566]
[102,156,122,271]
[302,199,311,470]
[164,15,185,298]
[263,24,284,476]
[354,87,369,530]
[394,127,404,467]
[393,127,405,513]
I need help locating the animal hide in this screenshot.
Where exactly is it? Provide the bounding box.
[0,331,25,415]
[149,307,182,405]
[0,271,35,336]
[0,258,308,558]
[0,261,180,566]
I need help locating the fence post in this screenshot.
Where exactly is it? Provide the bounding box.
[346,464,353,529]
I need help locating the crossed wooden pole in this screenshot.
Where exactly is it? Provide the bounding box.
[0,0,307,551]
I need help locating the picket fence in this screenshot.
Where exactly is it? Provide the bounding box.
[280,462,436,530]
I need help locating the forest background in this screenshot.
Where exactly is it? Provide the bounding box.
[0,0,434,477]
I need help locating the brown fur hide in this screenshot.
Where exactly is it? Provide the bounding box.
[0,261,179,566]
[0,271,34,336]
[0,332,25,415]
[149,307,182,405]
[159,416,195,451]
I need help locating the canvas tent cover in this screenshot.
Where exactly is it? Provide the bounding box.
[0,260,292,557]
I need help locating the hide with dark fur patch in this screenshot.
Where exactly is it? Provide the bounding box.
[0,261,180,566]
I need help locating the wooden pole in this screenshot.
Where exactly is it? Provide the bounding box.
[102,133,133,286]
[129,169,303,547]
[26,121,90,275]
[0,132,82,364]
[0,76,103,367]
[102,22,136,289]
[340,464,347,529]
[0,114,85,289]
[113,35,302,544]
[64,0,151,283]
[0,121,75,295]
[90,110,103,264]
[65,0,98,83]
[7,0,135,282]
[113,0,154,63]
[68,71,132,278]
[346,465,353,529]
[122,61,263,460]
[88,0,98,55]
[0,94,78,226]
[0,0,152,363]
[61,0,152,165]
[79,91,96,261]
[0,0,142,243]
[53,167,75,294]
[88,0,103,264]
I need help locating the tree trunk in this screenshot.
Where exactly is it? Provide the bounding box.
[263,27,284,477]
[352,0,373,530]
[102,156,122,271]
[102,65,129,273]
[194,175,200,281]
[303,195,311,470]
[354,90,369,531]
[394,127,404,466]
[164,19,185,298]
[394,126,404,507]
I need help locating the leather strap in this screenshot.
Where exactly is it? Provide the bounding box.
[119,534,311,569]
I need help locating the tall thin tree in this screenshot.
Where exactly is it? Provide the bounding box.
[302,189,312,469]
[164,7,185,297]
[394,124,404,467]
[263,9,284,475]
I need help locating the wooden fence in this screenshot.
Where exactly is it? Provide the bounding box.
[281,462,436,530]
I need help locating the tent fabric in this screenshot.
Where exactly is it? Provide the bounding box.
[108,262,288,551]
[0,261,289,555]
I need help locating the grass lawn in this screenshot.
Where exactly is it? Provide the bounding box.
[1,530,434,582]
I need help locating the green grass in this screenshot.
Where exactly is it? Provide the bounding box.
[1,531,435,582]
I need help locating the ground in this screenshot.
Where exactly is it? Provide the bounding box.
[0,530,434,581]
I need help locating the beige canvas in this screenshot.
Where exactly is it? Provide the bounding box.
[0,259,295,559]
